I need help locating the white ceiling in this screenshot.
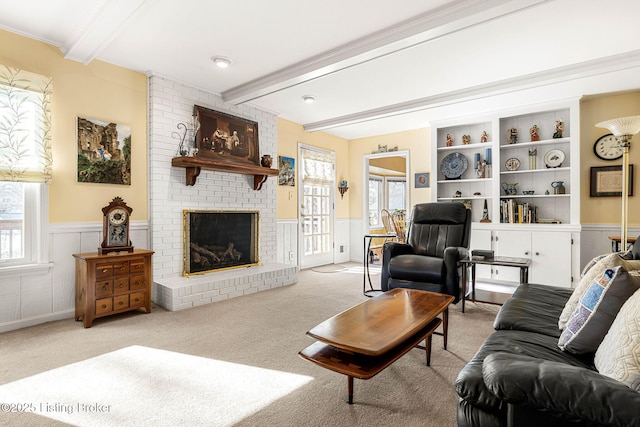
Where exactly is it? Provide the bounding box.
[2,0,640,139]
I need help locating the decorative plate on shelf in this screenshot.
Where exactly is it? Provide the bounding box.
[505,157,521,171]
[544,149,565,168]
[441,152,468,179]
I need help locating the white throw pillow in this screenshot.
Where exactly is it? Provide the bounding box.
[558,253,640,330]
[595,288,640,391]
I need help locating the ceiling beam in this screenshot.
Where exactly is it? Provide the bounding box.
[221,0,548,105]
[303,50,640,132]
[61,0,153,64]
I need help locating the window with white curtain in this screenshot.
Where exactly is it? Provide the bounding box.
[0,65,52,265]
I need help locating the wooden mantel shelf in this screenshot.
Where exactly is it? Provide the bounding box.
[171,156,279,190]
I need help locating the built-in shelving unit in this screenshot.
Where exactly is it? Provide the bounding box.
[430,100,581,288]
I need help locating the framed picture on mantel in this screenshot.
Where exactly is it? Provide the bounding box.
[194,105,260,167]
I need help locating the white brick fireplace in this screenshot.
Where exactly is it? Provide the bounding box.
[148,76,297,311]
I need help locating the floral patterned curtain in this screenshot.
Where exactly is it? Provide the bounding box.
[0,64,53,183]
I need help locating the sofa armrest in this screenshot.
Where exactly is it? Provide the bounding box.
[482,352,640,427]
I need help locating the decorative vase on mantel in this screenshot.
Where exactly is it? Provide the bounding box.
[261,155,273,168]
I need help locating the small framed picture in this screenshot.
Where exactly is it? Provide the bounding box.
[415,172,430,188]
[590,165,633,197]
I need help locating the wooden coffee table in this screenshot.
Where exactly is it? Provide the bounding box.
[299,288,454,403]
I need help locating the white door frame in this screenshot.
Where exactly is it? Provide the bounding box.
[362,150,411,241]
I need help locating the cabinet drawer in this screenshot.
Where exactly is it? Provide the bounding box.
[96,263,114,279]
[130,260,145,273]
[130,292,145,307]
[113,277,130,294]
[95,280,113,297]
[113,261,130,276]
[130,274,146,291]
[114,294,130,310]
[96,298,113,315]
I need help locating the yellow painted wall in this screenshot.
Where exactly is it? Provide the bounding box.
[581,91,640,225]
[276,118,350,219]
[348,128,431,218]
[0,30,148,223]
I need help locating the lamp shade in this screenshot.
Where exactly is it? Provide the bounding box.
[596,115,640,136]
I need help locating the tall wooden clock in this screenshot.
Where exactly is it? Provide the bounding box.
[99,197,134,255]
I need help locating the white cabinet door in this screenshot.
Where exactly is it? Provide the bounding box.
[494,230,572,286]
[530,231,572,287]
[494,230,531,283]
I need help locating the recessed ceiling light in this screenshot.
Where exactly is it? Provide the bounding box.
[211,56,232,69]
[302,95,316,104]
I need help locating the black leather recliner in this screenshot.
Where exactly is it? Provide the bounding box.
[381,202,471,303]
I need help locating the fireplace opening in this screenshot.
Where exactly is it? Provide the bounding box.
[183,210,259,275]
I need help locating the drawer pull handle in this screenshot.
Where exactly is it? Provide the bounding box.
[136,281,141,285]
[102,269,109,273]
[134,298,140,303]
[118,301,124,305]
[119,284,125,288]
[101,304,107,309]
[119,267,125,271]
[102,286,108,291]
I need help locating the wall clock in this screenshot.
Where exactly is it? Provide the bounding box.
[99,197,134,255]
[593,133,623,161]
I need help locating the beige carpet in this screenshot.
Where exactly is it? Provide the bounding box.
[0,263,500,427]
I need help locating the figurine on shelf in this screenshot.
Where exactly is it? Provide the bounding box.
[476,160,486,178]
[454,190,462,198]
[446,133,454,147]
[530,124,540,141]
[480,199,491,222]
[553,119,564,138]
[480,131,488,143]
[508,128,518,144]
[462,135,471,145]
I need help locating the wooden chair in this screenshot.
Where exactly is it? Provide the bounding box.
[391,210,407,243]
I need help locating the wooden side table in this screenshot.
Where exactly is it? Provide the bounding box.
[74,249,154,328]
[608,236,637,252]
[460,256,530,313]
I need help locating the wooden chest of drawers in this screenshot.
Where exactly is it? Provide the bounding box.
[74,249,154,328]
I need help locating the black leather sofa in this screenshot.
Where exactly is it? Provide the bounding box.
[455,282,640,427]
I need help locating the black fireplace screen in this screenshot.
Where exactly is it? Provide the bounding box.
[183,210,259,275]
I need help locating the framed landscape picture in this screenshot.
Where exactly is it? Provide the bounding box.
[278,156,295,186]
[77,117,131,185]
[194,105,259,167]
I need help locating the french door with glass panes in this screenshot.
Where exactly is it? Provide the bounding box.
[299,145,335,269]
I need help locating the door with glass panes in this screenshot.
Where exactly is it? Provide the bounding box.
[299,145,335,269]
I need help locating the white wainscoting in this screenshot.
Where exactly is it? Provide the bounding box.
[580,224,640,267]
[0,221,149,333]
[276,219,297,266]
[277,218,360,267]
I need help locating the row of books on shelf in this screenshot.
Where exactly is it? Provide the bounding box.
[500,199,537,224]
[499,199,562,224]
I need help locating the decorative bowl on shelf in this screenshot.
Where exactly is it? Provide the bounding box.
[522,190,535,195]
[441,152,468,179]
